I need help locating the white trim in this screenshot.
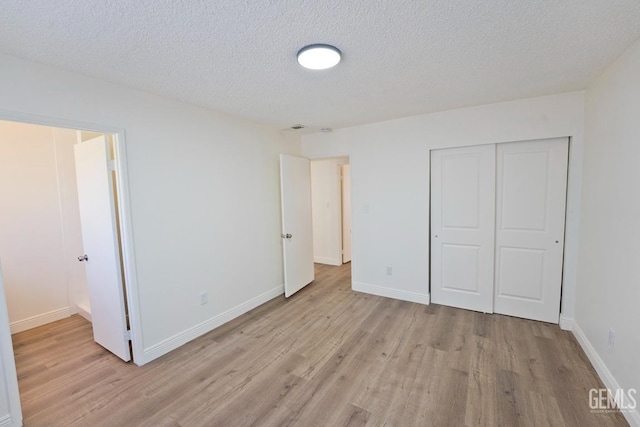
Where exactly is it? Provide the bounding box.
[76,303,92,322]
[352,281,430,305]
[10,307,71,334]
[559,314,573,331]
[142,285,284,363]
[570,320,640,426]
[313,256,342,266]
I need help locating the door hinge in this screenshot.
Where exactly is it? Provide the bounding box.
[124,330,131,341]
[108,160,116,171]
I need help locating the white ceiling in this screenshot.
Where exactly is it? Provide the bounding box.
[1,1,640,130]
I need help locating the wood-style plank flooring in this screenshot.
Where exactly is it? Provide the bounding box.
[13,263,627,426]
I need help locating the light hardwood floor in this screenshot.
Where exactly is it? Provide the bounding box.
[13,263,627,426]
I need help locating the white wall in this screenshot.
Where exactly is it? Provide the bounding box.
[302,92,585,311]
[310,158,348,266]
[0,53,300,367]
[0,121,88,333]
[575,37,640,424]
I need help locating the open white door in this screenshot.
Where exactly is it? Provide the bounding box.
[341,164,352,263]
[280,154,314,297]
[494,138,569,323]
[74,136,131,362]
[430,145,496,313]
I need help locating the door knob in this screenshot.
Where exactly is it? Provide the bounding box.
[286,233,292,239]
[78,254,88,262]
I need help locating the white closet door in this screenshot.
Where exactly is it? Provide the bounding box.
[430,144,496,313]
[494,138,568,323]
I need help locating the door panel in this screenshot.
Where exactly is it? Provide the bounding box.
[74,136,131,361]
[497,247,545,300]
[494,138,569,323]
[430,145,495,313]
[441,244,480,292]
[280,154,314,297]
[500,150,549,230]
[442,154,483,229]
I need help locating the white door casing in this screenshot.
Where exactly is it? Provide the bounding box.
[430,144,496,313]
[341,164,352,263]
[280,154,315,297]
[74,136,131,361]
[494,138,569,323]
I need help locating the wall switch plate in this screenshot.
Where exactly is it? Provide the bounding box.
[200,292,208,305]
[386,266,392,275]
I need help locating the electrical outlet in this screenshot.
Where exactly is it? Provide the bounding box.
[200,292,208,305]
[608,328,615,348]
[386,266,393,275]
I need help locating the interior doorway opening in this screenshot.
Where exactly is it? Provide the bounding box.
[310,157,352,266]
[0,116,139,423]
[0,111,141,423]
[0,120,130,343]
[0,120,138,408]
[0,119,133,356]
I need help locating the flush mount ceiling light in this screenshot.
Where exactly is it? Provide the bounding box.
[297,44,341,70]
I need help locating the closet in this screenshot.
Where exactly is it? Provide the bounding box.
[430,137,568,323]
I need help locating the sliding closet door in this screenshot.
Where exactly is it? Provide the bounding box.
[430,145,496,313]
[494,138,569,323]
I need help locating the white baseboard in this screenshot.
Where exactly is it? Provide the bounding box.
[142,285,284,363]
[76,303,92,322]
[314,256,342,266]
[0,414,13,427]
[0,414,19,427]
[10,306,71,334]
[570,319,640,427]
[352,281,429,305]
[559,314,573,331]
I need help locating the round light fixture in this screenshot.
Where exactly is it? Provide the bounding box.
[297,44,341,70]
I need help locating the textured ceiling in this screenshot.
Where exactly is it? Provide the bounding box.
[1,1,640,130]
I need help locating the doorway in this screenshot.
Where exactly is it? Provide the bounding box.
[0,121,90,332]
[310,157,352,266]
[0,119,133,358]
[0,115,141,422]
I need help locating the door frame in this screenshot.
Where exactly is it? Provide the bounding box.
[0,109,143,363]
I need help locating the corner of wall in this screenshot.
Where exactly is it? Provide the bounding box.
[569,319,640,426]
